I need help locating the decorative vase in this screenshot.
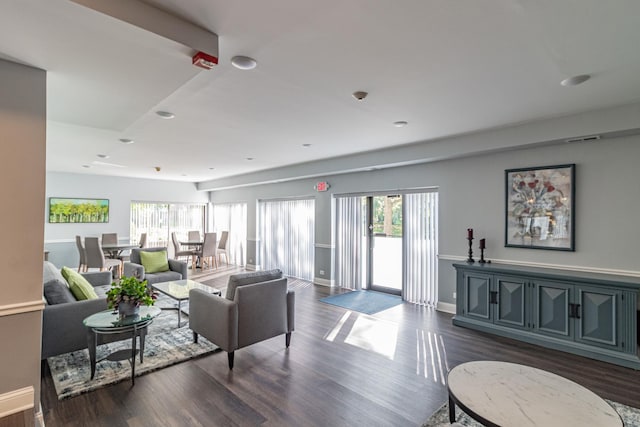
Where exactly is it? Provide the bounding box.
[118,301,140,318]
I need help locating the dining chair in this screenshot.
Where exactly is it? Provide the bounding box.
[101,233,118,259]
[196,232,217,270]
[75,235,87,272]
[172,232,196,264]
[85,237,122,277]
[216,231,230,266]
[138,233,147,248]
[188,230,201,242]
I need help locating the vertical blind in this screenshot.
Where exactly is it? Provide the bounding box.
[130,202,206,255]
[213,202,248,266]
[258,198,315,280]
[403,192,438,306]
[335,196,365,290]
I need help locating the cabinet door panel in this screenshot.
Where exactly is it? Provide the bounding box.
[532,280,572,340]
[575,285,620,350]
[463,272,491,322]
[494,275,527,329]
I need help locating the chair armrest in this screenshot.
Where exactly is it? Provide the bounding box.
[42,298,108,359]
[123,262,144,279]
[168,259,188,280]
[287,290,295,332]
[81,271,112,288]
[189,289,238,352]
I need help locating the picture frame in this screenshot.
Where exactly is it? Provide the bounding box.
[48,197,109,223]
[505,164,575,251]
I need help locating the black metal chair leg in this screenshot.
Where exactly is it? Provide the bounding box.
[228,352,234,369]
[285,332,291,348]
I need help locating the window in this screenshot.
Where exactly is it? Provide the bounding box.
[130,202,206,255]
[258,198,315,280]
[213,202,248,265]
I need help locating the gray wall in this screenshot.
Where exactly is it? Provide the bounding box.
[0,59,45,421]
[210,132,640,305]
[45,172,209,267]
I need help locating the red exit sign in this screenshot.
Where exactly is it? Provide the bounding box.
[315,181,330,192]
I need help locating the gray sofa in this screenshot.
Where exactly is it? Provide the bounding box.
[189,269,295,369]
[123,247,187,285]
[42,261,111,360]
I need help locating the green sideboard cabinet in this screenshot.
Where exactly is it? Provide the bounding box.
[453,263,640,369]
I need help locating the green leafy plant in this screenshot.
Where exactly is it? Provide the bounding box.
[106,276,156,310]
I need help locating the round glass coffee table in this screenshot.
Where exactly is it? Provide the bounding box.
[447,361,622,426]
[84,306,161,386]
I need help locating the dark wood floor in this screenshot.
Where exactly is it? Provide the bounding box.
[41,271,640,426]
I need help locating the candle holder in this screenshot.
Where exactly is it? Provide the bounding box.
[467,237,474,263]
[479,247,486,264]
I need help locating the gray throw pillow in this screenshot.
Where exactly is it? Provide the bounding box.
[43,279,76,304]
[43,261,68,288]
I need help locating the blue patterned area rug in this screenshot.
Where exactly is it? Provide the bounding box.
[320,290,402,315]
[423,401,640,427]
[48,295,219,400]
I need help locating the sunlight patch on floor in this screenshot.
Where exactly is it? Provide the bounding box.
[344,315,398,360]
[416,329,448,384]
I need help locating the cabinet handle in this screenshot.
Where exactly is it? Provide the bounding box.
[489,291,498,304]
[568,303,576,318]
[575,304,581,319]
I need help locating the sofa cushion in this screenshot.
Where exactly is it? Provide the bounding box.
[43,261,68,289]
[140,250,169,273]
[62,267,99,300]
[43,279,76,304]
[225,269,283,300]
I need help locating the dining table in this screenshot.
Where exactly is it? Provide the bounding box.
[179,240,203,268]
[101,243,139,258]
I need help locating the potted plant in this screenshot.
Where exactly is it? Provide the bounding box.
[106,275,156,317]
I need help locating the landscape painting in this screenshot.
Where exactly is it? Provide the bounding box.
[49,198,109,223]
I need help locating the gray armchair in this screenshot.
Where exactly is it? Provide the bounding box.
[123,247,187,285]
[189,269,295,369]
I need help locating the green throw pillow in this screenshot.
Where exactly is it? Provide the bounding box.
[61,266,98,301]
[139,250,169,273]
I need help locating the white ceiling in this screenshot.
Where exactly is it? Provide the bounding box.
[1,0,640,183]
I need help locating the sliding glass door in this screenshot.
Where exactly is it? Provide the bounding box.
[368,195,403,295]
[334,190,438,306]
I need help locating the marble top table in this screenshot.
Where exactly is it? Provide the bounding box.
[447,361,622,427]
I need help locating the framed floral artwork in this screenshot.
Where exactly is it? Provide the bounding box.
[505,164,575,251]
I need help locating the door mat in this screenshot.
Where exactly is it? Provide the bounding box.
[320,290,402,315]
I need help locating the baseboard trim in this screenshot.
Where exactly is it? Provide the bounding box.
[0,300,45,317]
[438,254,640,278]
[314,277,334,287]
[0,386,33,419]
[437,302,456,314]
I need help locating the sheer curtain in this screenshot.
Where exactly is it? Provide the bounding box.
[334,196,365,290]
[213,202,247,266]
[403,191,438,306]
[258,198,315,280]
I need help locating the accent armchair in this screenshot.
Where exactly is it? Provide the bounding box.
[189,269,295,369]
[123,247,187,286]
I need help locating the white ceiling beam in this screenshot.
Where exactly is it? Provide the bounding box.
[69,0,218,59]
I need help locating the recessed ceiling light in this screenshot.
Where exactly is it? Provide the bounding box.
[352,91,368,101]
[246,157,254,161]
[156,110,175,119]
[302,143,312,147]
[231,55,257,70]
[393,121,408,127]
[119,138,134,144]
[97,154,109,159]
[82,165,90,168]
[560,74,590,86]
